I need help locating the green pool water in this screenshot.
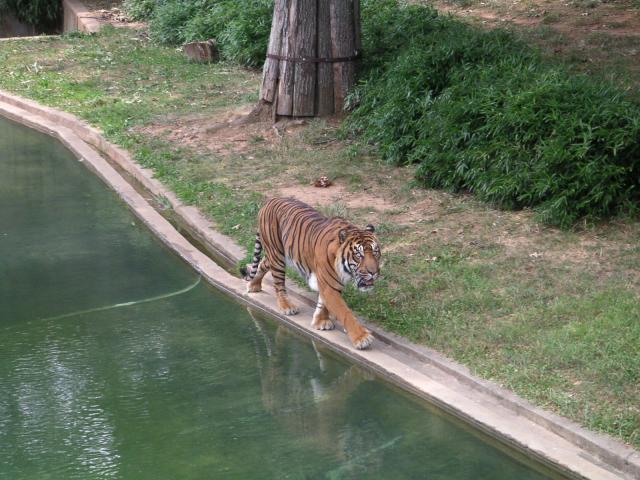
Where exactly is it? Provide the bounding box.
[0,116,561,479]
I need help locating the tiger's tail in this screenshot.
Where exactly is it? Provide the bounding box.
[240,232,262,281]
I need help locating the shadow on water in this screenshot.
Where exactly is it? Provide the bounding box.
[0,115,565,479]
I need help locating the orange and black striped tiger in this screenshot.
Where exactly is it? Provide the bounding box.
[241,197,381,350]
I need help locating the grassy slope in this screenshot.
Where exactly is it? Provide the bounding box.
[0,28,637,448]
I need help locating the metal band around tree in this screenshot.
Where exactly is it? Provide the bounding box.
[266,52,361,64]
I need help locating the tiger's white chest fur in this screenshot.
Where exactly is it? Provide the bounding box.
[286,257,319,291]
[308,273,319,292]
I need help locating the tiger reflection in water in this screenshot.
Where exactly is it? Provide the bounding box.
[247,310,393,475]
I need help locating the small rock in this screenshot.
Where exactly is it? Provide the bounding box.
[313,176,332,188]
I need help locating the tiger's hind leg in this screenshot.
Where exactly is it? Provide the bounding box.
[247,258,270,293]
[270,256,298,316]
[311,295,334,330]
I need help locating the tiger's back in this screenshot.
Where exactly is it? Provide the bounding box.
[260,198,351,290]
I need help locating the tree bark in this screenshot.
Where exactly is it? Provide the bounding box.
[292,0,317,116]
[329,0,356,114]
[316,0,334,116]
[258,0,359,119]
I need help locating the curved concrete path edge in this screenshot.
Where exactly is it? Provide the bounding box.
[1,89,638,480]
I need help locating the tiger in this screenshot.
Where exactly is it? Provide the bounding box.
[241,197,381,350]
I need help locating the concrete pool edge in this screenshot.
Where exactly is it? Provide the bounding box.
[0,90,637,480]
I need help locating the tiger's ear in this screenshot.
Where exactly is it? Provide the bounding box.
[339,229,347,243]
[365,224,375,233]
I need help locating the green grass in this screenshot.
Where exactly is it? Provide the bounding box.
[0,27,638,449]
[130,135,262,248]
[345,240,639,447]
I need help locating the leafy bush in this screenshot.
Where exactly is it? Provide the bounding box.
[122,0,157,20]
[418,65,640,225]
[180,0,272,66]
[350,1,640,226]
[149,0,198,45]
[132,0,272,67]
[359,0,440,75]
[353,12,534,164]
[0,0,61,31]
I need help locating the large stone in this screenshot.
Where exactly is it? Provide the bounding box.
[183,40,219,63]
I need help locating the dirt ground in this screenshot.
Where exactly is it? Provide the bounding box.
[433,0,639,34]
[429,0,640,81]
[80,0,144,29]
[82,0,122,10]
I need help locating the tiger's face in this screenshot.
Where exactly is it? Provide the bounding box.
[339,225,381,292]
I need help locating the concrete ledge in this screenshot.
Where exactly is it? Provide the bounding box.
[1,89,638,480]
[63,0,102,33]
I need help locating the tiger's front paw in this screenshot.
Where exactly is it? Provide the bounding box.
[312,316,335,331]
[350,329,374,350]
[281,305,299,316]
[246,282,262,293]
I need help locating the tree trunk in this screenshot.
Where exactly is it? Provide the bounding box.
[258,0,360,119]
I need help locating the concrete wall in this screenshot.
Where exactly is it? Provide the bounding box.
[62,0,101,33]
[0,1,107,38]
[0,0,97,38]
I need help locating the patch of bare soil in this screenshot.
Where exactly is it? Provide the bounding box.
[136,106,280,156]
[82,0,121,8]
[430,0,640,80]
[433,0,640,36]
[80,1,146,30]
[136,106,404,215]
[278,184,397,212]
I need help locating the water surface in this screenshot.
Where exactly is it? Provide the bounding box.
[0,116,558,479]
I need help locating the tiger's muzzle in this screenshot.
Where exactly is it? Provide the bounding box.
[356,272,378,292]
